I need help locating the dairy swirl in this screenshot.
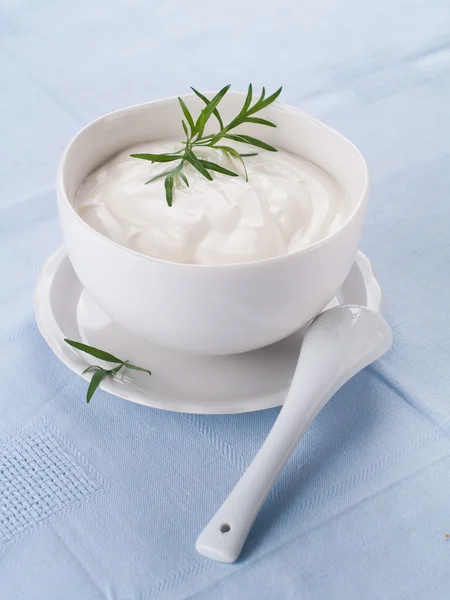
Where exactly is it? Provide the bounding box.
[75,141,350,265]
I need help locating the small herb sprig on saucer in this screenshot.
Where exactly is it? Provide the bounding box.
[64,339,151,403]
[130,84,282,206]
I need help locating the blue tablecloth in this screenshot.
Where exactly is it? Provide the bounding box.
[1,2,450,598]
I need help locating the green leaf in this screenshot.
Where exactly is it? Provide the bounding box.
[216,145,249,181]
[68,340,153,403]
[86,368,109,403]
[165,174,175,206]
[199,159,238,177]
[133,84,282,203]
[225,84,260,131]
[178,171,190,187]
[130,153,183,163]
[222,133,246,143]
[260,86,282,107]
[224,134,277,152]
[64,339,122,363]
[190,88,224,129]
[145,170,172,185]
[248,86,282,114]
[124,362,152,376]
[108,364,123,376]
[207,127,231,146]
[195,84,231,138]
[185,149,213,180]
[82,365,101,375]
[178,97,195,135]
[244,117,276,127]
[216,145,242,157]
[241,83,253,115]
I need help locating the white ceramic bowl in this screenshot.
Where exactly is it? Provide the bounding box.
[57,92,369,355]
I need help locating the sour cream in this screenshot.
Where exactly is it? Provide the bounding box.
[75,141,350,265]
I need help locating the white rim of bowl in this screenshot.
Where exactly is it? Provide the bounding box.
[57,92,370,270]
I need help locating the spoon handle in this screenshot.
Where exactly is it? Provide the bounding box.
[196,307,392,563]
[196,368,335,563]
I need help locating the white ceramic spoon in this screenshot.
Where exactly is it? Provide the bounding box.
[196,305,393,563]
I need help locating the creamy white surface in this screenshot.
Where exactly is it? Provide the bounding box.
[75,141,350,265]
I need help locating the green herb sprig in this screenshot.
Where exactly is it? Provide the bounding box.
[130,84,282,206]
[64,339,151,403]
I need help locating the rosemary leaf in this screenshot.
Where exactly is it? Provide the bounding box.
[64,340,153,403]
[86,368,109,403]
[64,339,122,363]
[199,160,239,177]
[132,84,282,203]
[216,145,249,181]
[130,153,183,163]
[244,117,276,127]
[185,149,213,180]
[164,174,175,206]
[195,84,231,138]
[241,83,253,115]
[224,133,277,152]
[82,365,101,375]
[191,88,224,129]
[178,97,195,135]
[178,171,190,188]
[123,362,152,375]
[145,170,172,185]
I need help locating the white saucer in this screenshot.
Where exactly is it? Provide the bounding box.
[34,247,382,414]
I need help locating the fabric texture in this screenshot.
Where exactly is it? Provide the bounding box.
[1,1,450,598]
